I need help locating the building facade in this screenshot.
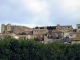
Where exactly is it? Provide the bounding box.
[76,24,80,32]
[1,23,32,34]
[56,24,73,32]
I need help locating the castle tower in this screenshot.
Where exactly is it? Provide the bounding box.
[1,24,5,34]
[56,24,60,30]
[6,23,12,32]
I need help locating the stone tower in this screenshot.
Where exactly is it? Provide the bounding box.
[56,24,60,30]
[1,24,5,34]
[6,23,12,31]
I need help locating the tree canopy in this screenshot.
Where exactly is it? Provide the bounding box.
[0,37,80,60]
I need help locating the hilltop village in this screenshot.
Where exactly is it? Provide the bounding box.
[1,23,80,44]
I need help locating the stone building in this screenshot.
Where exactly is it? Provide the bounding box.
[1,23,32,34]
[33,29,48,35]
[33,26,56,35]
[56,24,73,32]
[76,24,80,32]
[52,29,63,39]
[34,26,56,30]
[72,34,80,44]
[1,23,12,34]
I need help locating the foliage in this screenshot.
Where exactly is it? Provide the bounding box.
[20,32,26,35]
[33,37,40,41]
[0,37,80,60]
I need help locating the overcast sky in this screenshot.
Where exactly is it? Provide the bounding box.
[0,0,80,29]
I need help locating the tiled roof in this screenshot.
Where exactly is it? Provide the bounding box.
[52,30,62,33]
[69,32,80,34]
[77,24,80,25]
[25,30,33,32]
[57,24,72,27]
[62,25,72,26]
[47,31,52,35]
[73,34,80,41]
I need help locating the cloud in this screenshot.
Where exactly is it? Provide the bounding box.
[0,0,51,26]
[18,0,51,25]
[11,23,48,28]
[0,5,10,16]
[0,0,80,29]
[20,0,48,13]
[1,0,51,27]
[59,0,80,18]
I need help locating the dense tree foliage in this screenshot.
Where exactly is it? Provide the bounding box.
[0,37,80,60]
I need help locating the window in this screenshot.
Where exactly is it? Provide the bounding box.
[68,27,70,28]
[35,27,38,29]
[78,26,80,29]
[59,28,61,30]
[62,28,64,30]
[40,27,44,29]
[70,35,73,36]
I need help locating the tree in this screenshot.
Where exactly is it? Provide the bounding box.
[20,32,26,35]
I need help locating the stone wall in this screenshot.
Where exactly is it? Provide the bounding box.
[1,24,31,34]
[33,29,48,35]
[76,24,80,32]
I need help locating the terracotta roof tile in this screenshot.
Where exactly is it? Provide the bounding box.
[60,26,72,27]
[69,32,80,34]
[73,34,80,41]
[52,30,62,33]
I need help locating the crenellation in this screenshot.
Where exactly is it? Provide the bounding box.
[1,23,32,35]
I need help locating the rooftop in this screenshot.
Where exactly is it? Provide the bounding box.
[52,30,62,33]
[69,32,80,34]
[73,34,80,41]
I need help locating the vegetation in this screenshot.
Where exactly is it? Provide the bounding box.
[0,37,80,60]
[19,32,26,35]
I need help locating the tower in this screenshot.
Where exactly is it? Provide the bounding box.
[6,23,12,33]
[56,24,60,30]
[1,24,5,34]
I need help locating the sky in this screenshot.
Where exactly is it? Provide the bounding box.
[0,0,80,29]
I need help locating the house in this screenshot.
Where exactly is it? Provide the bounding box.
[33,29,48,35]
[73,29,77,32]
[52,29,63,39]
[24,29,33,35]
[72,34,80,44]
[76,24,80,32]
[69,32,80,39]
[43,29,63,43]
[63,32,69,38]
[45,29,63,39]
[56,24,73,32]
[69,32,77,43]
[34,26,56,30]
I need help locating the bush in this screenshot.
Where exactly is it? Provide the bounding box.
[0,37,80,60]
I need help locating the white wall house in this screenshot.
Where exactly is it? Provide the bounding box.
[69,32,80,39]
[72,34,80,44]
[64,32,69,38]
